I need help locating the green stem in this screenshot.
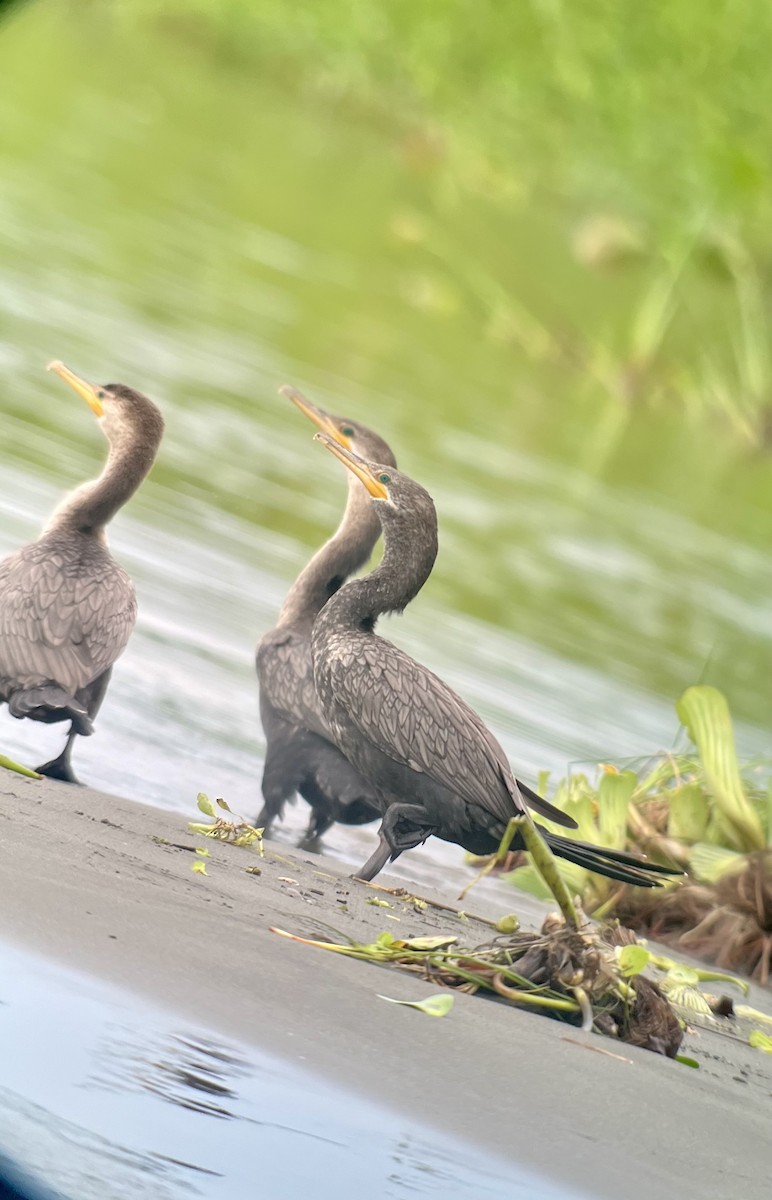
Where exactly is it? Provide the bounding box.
[0,754,41,779]
[518,818,581,929]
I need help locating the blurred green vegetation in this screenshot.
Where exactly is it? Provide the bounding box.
[503,686,771,912]
[98,0,772,444]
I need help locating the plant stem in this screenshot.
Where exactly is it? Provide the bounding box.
[0,754,41,778]
[518,818,581,929]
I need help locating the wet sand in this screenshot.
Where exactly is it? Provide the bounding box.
[2,771,771,1199]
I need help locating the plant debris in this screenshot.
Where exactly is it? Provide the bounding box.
[615,850,772,985]
[272,914,684,1057]
[188,793,265,854]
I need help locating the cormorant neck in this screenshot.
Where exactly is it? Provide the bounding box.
[316,504,438,636]
[277,475,382,629]
[44,434,158,538]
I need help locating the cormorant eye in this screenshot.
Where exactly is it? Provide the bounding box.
[97,389,107,400]
[378,472,391,485]
[341,424,354,437]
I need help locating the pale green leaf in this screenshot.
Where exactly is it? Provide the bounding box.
[687,842,744,884]
[403,935,458,951]
[195,847,211,857]
[377,992,454,1018]
[216,798,233,813]
[494,915,520,934]
[675,1055,700,1069]
[191,860,208,876]
[749,1030,772,1053]
[616,945,651,977]
[598,769,636,850]
[667,783,709,842]
[196,792,217,818]
[677,687,764,851]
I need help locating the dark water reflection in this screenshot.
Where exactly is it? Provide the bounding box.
[0,942,579,1199]
[0,4,770,880]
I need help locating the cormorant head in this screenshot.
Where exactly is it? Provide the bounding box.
[280,384,397,469]
[314,432,437,529]
[47,361,165,454]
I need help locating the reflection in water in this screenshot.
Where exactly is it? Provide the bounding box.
[0,943,579,1199]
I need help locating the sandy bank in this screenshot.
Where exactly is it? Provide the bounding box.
[1,772,771,1199]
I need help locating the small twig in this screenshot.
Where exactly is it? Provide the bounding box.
[363,881,500,929]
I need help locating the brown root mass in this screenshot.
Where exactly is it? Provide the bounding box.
[615,850,772,986]
[418,916,683,1057]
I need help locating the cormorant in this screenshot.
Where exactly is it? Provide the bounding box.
[311,434,681,887]
[256,386,395,845]
[0,362,164,782]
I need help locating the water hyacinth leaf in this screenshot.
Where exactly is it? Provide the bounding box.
[598,769,637,850]
[192,860,208,875]
[377,993,454,1018]
[216,798,233,813]
[667,783,709,843]
[196,792,217,818]
[403,935,458,951]
[676,687,764,851]
[495,915,520,934]
[617,945,651,977]
[687,842,744,885]
[195,847,211,857]
[749,1030,772,1053]
[665,985,712,1015]
[675,1055,700,1069]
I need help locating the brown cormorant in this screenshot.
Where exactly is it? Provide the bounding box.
[255,387,395,845]
[0,362,164,783]
[311,434,681,887]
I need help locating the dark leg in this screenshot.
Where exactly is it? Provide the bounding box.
[36,723,81,784]
[35,668,112,785]
[353,829,393,882]
[353,804,435,882]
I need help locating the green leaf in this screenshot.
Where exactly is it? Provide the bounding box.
[403,935,458,951]
[749,1030,772,1053]
[377,992,454,1018]
[677,687,764,851]
[366,897,393,908]
[195,847,211,857]
[675,1055,700,1069]
[494,914,520,934]
[192,860,208,876]
[216,798,233,813]
[616,945,651,977]
[598,769,637,850]
[687,842,744,884]
[196,792,217,818]
[667,783,709,842]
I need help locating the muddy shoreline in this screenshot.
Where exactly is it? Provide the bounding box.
[2,772,772,1198]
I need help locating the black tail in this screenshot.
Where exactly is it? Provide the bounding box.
[515,778,578,830]
[541,829,682,888]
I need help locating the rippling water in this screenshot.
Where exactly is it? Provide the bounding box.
[0,941,578,1199]
[0,5,770,875]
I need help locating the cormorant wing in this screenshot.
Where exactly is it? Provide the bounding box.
[327,634,550,828]
[0,541,136,695]
[257,627,329,740]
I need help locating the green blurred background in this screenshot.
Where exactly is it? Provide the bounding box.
[0,0,770,861]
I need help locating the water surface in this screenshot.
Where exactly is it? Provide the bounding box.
[0,941,580,1200]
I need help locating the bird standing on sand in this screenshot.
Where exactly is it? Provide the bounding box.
[256,387,395,845]
[311,434,680,887]
[0,362,164,783]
